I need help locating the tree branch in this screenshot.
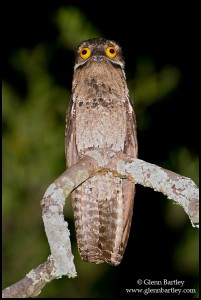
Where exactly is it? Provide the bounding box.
[2,257,56,298]
[2,149,199,298]
[84,149,199,227]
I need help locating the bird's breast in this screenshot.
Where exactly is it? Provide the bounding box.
[73,69,128,153]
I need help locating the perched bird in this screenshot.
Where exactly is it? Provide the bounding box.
[65,38,138,266]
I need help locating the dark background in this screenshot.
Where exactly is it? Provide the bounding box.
[3,2,199,298]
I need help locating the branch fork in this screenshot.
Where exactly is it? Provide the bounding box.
[2,149,199,298]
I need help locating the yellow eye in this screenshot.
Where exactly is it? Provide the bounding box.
[106,46,117,58]
[80,47,91,59]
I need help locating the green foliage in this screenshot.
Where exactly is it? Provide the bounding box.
[54,6,101,50]
[128,59,180,129]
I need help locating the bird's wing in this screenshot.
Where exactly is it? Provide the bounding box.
[121,97,138,256]
[65,95,78,168]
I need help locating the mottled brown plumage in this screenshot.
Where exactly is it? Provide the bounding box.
[65,38,138,266]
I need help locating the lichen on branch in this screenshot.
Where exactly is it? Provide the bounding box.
[2,149,199,298]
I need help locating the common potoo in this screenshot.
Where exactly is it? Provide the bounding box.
[65,38,138,266]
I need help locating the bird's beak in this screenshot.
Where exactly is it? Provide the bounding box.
[93,56,103,64]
